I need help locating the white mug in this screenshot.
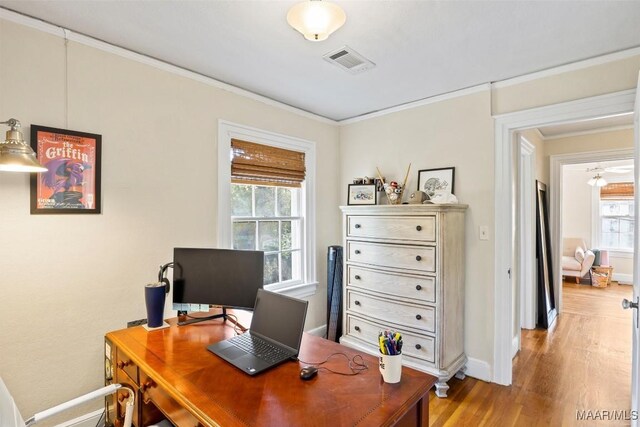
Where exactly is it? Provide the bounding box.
[379,354,402,383]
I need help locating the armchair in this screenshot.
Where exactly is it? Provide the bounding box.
[561,237,595,284]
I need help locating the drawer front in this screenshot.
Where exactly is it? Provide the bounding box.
[347,315,436,364]
[348,215,436,242]
[140,371,200,427]
[347,241,435,273]
[348,265,436,304]
[347,290,435,333]
[116,348,139,384]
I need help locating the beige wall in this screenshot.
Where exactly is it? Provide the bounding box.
[0,19,340,422]
[562,168,594,245]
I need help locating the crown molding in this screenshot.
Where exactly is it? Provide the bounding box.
[0,7,337,126]
[542,124,634,141]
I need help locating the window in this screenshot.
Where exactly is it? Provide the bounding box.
[599,182,634,251]
[231,184,303,286]
[217,121,317,299]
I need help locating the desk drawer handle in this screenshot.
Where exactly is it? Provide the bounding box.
[117,390,131,403]
[117,360,131,369]
[140,379,155,393]
[415,314,422,320]
[354,275,361,280]
[416,285,422,291]
[354,224,361,229]
[354,326,361,332]
[355,249,361,255]
[416,255,422,261]
[354,300,361,306]
[415,344,422,350]
[416,225,422,231]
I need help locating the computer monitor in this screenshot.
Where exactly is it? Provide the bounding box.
[172,248,264,325]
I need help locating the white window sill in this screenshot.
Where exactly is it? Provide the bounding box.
[267,281,319,299]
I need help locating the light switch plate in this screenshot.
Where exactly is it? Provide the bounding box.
[479,225,489,240]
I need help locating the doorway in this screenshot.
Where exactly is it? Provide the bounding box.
[493,89,636,385]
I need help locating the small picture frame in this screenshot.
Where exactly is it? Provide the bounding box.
[417,167,455,199]
[348,184,377,205]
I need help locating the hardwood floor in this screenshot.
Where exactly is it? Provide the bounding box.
[429,281,633,426]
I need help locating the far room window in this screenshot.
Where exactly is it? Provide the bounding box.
[600,182,634,251]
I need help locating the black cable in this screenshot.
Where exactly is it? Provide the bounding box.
[94,409,105,427]
[298,352,368,376]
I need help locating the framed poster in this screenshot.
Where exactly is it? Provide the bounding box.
[417,167,455,199]
[30,125,102,214]
[347,184,377,205]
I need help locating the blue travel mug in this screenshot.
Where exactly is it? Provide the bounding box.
[145,282,166,328]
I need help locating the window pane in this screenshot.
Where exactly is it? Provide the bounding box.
[620,218,634,233]
[282,251,292,282]
[264,253,279,285]
[278,187,292,216]
[282,221,292,250]
[621,233,634,249]
[259,221,279,251]
[602,218,619,233]
[255,186,276,217]
[231,184,252,216]
[233,221,256,250]
[601,232,619,248]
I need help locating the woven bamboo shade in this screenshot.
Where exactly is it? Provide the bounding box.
[231,139,306,187]
[600,182,634,199]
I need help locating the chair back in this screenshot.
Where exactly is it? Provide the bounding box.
[563,237,588,257]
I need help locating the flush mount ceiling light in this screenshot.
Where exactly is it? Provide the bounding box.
[287,0,346,41]
[0,118,47,173]
[587,173,607,187]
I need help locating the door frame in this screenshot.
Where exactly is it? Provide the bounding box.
[518,136,536,331]
[493,89,636,385]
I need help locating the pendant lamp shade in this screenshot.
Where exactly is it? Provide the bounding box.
[287,0,346,41]
[0,119,47,172]
[587,173,607,187]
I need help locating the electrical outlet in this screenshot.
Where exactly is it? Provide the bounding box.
[479,225,489,241]
[127,318,148,328]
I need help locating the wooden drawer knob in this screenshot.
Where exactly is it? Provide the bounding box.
[416,285,422,290]
[117,360,130,369]
[415,314,422,320]
[415,344,422,350]
[415,255,422,261]
[354,326,361,332]
[140,379,154,393]
[117,390,130,403]
[354,275,361,280]
[416,225,422,231]
[354,300,361,306]
[354,224,361,229]
[355,249,361,254]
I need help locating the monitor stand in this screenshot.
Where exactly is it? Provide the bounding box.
[177,307,247,331]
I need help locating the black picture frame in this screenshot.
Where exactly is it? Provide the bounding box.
[30,125,102,214]
[417,167,455,199]
[347,184,377,205]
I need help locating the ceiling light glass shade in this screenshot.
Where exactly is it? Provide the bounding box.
[587,174,607,187]
[287,0,346,41]
[0,119,47,172]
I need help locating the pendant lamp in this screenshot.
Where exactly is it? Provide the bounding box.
[0,119,47,172]
[287,0,346,41]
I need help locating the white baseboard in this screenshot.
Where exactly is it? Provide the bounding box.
[56,409,103,427]
[613,273,633,284]
[465,357,492,382]
[307,324,327,337]
[511,335,519,359]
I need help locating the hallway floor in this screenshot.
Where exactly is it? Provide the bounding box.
[429,281,633,426]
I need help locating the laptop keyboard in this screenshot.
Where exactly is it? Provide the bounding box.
[229,333,292,364]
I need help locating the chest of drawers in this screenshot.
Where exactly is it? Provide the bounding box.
[340,204,467,397]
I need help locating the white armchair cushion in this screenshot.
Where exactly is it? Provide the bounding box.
[562,256,581,272]
[575,246,585,263]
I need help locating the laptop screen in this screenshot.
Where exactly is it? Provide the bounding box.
[251,289,308,351]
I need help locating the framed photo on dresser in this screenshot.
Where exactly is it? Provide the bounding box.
[347,184,377,205]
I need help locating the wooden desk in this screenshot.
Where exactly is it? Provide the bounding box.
[105,313,437,426]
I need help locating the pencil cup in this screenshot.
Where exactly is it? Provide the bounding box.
[379,354,402,383]
[145,282,166,328]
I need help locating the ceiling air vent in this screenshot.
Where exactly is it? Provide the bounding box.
[323,46,375,74]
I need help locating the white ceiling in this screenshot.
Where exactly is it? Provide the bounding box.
[537,113,634,139]
[2,1,640,121]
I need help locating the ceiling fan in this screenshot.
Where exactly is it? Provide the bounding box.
[585,164,634,187]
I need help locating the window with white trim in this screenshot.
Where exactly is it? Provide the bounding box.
[217,122,317,298]
[600,182,634,251]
